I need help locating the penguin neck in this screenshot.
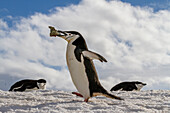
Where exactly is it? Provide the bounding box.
[135,84,143,91]
[71,37,88,50]
[37,83,46,89]
[67,35,79,43]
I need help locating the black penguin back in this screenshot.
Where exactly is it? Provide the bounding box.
[110,82,138,91]
[9,79,38,92]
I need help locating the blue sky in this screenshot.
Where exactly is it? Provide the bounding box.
[0,0,170,91]
[0,0,169,27]
[121,0,169,7]
[0,0,169,28]
[0,0,170,18]
[0,0,80,17]
[0,0,80,27]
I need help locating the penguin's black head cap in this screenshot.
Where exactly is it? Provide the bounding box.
[65,31,81,35]
[134,81,147,86]
[59,30,83,42]
[37,79,46,83]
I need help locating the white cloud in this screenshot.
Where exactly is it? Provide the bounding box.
[0,0,170,91]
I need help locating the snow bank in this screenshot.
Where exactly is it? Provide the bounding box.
[0,90,169,112]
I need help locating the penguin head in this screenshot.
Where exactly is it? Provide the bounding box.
[49,26,82,42]
[134,81,146,91]
[56,30,82,42]
[37,79,46,89]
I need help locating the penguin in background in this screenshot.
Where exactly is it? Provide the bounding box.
[9,79,46,92]
[110,81,147,91]
[49,26,123,102]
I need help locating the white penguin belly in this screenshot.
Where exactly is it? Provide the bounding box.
[13,85,38,92]
[66,44,90,99]
[24,87,38,92]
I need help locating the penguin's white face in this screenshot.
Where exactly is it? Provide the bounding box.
[37,83,46,89]
[135,83,146,91]
[55,30,80,42]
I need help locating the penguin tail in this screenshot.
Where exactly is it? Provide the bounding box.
[9,89,12,91]
[103,91,124,100]
[93,91,124,100]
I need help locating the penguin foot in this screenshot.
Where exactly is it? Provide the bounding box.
[84,98,89,102]
[72,92,83,97]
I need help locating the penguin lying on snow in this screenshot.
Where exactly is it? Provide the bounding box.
[110,81,146,91]
[9,79,46,92]
[49,26,123,102]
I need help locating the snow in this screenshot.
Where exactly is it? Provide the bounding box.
[0,90,169,113]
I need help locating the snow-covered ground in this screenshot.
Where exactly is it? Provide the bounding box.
[0,90,169,113]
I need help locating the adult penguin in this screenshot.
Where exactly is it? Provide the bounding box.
[110,81,147,91]
[9,79,46,92]
[49,26,123,102]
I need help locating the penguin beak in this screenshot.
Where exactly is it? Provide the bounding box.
[49,26,67,39]
[143,83,147,86]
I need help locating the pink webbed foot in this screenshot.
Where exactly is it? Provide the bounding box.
[84,98,89,102]
[72,92,83,97]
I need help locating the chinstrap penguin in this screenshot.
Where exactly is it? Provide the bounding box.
[9,79,46,92]
[110,81,146,91]
[49,26,123,102]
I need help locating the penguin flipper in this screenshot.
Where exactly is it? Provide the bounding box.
[110,86,120,91]
[82,50,107,62]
